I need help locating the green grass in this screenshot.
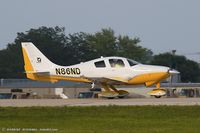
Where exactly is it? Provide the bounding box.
[0,106,200,133]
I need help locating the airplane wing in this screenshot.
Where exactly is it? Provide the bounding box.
[107,77,128,83]
[88,77,128,85]
[25,71,50,75]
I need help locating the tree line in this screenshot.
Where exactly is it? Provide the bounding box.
[0,26,199,82]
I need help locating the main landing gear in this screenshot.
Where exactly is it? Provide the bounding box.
[99,84,129,99]
[147,82,167,98]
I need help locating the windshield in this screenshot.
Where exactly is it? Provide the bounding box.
[127,59,139,66]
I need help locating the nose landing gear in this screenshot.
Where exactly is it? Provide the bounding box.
[147,82,167,98]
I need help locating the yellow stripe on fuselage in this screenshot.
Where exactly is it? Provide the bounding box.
[36,75,91,83]
[128,72,170,85]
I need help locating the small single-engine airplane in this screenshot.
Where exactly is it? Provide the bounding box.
[21,42,179,98]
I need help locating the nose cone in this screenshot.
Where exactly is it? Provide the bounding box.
[168,69,180,75]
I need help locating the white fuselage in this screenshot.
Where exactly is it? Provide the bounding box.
[21,42,179,86]
[50,57,170,85]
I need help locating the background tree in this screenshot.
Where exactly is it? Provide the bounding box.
[66,32,95,64]
[86,28,153,63]
[150,53,200,82]
[116,35,153,63]
[86,28,117,58]
[0,26,67,78]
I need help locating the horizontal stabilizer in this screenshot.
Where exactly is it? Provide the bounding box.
[25,71,50,75]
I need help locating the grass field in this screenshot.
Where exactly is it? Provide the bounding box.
[0,106,200,133]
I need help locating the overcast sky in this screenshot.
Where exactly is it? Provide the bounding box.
[0,0,200,62]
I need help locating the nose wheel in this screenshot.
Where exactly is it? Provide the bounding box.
[147,82,167,98]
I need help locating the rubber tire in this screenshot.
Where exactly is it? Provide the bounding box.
[155,96,161,98]
[118,96,125,99]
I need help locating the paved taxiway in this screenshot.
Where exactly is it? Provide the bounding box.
[0,98,200,107]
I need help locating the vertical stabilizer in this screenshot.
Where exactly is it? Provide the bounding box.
[21,42,55,72]
[21,42,57,81]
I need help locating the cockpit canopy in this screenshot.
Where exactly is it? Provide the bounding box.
[127,59,139,66]
[109,59,125,68]
[94,57,139,68]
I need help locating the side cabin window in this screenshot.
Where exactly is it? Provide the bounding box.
[94,60,106,68]
[109,59,125,68]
